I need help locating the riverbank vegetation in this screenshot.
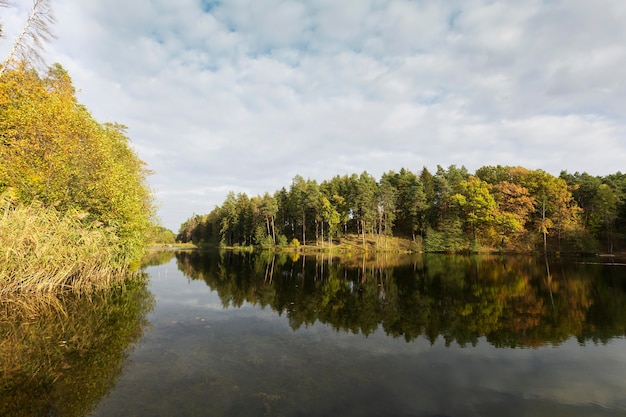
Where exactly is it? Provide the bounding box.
[0,195,125,295]
[0,64,155,293]
[178,166,626,254]
[0,1,156,294]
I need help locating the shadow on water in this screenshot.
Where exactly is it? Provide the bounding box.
[0,278,155,417]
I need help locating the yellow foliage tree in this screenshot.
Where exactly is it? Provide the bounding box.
[0,64,154,266]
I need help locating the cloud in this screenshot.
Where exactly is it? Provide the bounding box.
[1,0,625,230]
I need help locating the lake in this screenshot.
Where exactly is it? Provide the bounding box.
[2,251,626,416]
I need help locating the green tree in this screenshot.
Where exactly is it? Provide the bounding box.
[235,193,257,245]
[592,184,618,253]
[354,171,378,248]
[383,168,426,239]
[377,174,397,238]
[452,176,496,248]
[289,175,308,243]
[560,171,601,227]
[259,192,278,244]
[220,192,238,246]
[319,195,340,247]
[304,179,322,245]
[419,166,437,232]
[321,174,356,236]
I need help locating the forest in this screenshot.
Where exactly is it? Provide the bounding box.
[178,165,626,254]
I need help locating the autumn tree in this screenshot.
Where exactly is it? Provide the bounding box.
[521,170,581,253]
[0,64,154,264]
[491,180,535,248]
[179,166,622,254]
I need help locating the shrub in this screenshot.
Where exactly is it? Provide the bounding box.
[277,234,288,247]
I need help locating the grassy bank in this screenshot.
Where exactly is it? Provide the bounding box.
[0,194,131,295]
[208,234,421,254]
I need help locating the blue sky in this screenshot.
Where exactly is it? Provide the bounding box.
[1,0,625,231]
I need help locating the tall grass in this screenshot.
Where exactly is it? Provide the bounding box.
[0,193,129,294]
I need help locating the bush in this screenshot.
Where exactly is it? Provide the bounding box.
[277,235,288,247]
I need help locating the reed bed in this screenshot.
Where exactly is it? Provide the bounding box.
[0,193,128,295]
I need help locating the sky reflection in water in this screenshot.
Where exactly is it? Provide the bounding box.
[90,254,626,417]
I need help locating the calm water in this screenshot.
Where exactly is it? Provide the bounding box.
[2,251,626,417]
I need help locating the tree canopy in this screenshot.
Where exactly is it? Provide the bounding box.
[179,165,626,254]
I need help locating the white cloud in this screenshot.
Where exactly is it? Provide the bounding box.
[1,0,625,230]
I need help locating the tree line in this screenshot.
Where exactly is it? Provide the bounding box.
[178,165,626,253]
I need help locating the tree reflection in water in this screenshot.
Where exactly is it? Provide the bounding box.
[176,251,626,348]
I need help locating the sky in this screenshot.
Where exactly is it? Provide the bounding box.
[1,0,625,232]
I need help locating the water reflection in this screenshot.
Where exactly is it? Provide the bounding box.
[0,279,154,417]
[4,252,625,417]
[141,249,177,267]
[176,251,626,347]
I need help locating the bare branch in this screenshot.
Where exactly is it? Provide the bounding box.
[0,0,9,38]
[1,0,56,75]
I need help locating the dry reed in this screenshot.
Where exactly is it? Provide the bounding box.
[0,192,128,294]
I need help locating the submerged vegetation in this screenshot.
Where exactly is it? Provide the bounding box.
[179,166,626,254]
